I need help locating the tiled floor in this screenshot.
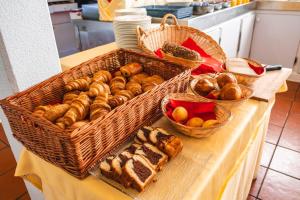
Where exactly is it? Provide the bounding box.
[0,81,299,200]
[248,81,300,200]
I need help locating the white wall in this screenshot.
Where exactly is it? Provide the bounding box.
[0,0,62,199]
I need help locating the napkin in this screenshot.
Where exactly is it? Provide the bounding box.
[154,38,225,74]
[248,62,265,75]
[165,99,216,123]
[181,38,225,74]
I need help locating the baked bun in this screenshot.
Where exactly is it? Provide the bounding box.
[194,78,218,96]
[220,83,242,100]
[216,73,237,88]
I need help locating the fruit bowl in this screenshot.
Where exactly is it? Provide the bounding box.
[161,93,231,138]
[189,75,254,110]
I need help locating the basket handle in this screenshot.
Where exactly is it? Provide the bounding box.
[136,26,147,38]
[160,14,180,30]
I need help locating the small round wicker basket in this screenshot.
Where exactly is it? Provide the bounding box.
[161,93,231,138]
[137,14,227,67]
[227,58,266,86]
[189,76,254,110]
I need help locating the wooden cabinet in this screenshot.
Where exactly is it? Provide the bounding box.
[250,11,300,69]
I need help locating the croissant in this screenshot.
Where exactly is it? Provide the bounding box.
[126,81,143,96]
[88,81,111,97]
[142,75,164,92]
[65,76,91,91]
[113,71,122,77]
[90,94,111,120]
[44,104,70,122]
[110,76,127,94]
[115,90,134,100]
[63,93,91,126]
[69,120,89,130]
[32,105,53,118]
[63,91,81,105]
[92,70,112,83]
[107,95,127,108]
[120,63,143,77]
[55,117,65,129]
[129,73,149,84]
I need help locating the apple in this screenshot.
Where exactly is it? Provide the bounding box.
[172,106,188,122]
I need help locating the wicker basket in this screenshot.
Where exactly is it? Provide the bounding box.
[227,58,266,86]
[161,93,231,138]
[137,13,227,66]
[189,76,254,110]
[0,49,190,179]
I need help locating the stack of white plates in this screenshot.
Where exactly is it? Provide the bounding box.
[115,8,147,17]
[113,15,151,51]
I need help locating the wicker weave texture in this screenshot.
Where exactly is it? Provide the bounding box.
[137,14,227,64]
[0,49,191,179]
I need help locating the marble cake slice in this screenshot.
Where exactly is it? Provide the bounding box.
[135,126,154,143]
[99,155,115,180]
[121,155,156,192]
[149,128,183,159]
[135,143,168,171]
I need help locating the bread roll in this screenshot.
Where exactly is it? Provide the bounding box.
[220,83,242,100]
[216,73,237,88]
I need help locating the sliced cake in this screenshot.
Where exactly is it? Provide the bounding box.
[126,143,142,154]
[135,126,154,143]
[121,155,156,192]
[135,143,168,171]
[111,150,133,184]
[99,156,115,179]
[149,128,183,159]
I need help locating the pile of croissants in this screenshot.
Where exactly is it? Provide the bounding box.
[32,63,165,130]
[194,73,243,100]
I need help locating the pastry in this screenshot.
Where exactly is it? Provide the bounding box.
[194,78,218,96]
[63,91,80,105]
[149,128,183,159]
[69,120,89,130]
[130,73,149,84]
[216,73,237,88]
[44,104,70,122]
[65,76,91,91]
[120,63,143,77]
[88,81,110,97]
[90,94,111,121]
[121,155,156,192]
[32,105,52,118]
[55,117,65,129]
[135,143,168,171]
[126,81,143,96]
[142,75,164,92]
[113,71,122,77]
[63,93,91,126]
[110,76,127,94]
[220,83,242,100]
[162,42,201,61]
[92,70,112,83]
[107,95,127,108]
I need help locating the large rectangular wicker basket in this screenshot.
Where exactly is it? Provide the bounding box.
[0,49,190,179]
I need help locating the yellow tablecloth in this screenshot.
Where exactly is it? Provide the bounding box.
[15,97,277,200]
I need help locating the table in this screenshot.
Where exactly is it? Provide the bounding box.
[15,44,289,200]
